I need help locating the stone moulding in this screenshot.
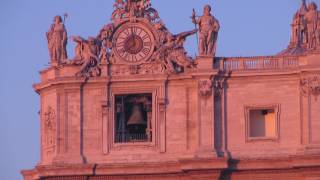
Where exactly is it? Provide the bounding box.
[21,155,320,179]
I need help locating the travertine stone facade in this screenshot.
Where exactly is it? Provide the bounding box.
[22,1,320,180]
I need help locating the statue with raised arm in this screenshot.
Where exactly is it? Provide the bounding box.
[192,5,220,56]
[154,27,197,73]
[46,15,68,65]
[71,36,101,78]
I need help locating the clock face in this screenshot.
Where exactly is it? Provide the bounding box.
[113,23,155,64]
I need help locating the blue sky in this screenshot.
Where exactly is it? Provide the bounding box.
[0,0,308,179]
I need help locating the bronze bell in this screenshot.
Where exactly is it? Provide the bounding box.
[127,104,146,125]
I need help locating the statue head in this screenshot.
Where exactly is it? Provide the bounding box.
[203,5,212,16]
[308,2,318,11]
[53,15,62,24]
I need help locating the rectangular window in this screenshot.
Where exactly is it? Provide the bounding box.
[249,109,276,138]
[245,105,280,141]
[114,93,152,143]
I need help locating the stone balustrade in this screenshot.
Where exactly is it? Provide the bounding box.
[220,56,300,71]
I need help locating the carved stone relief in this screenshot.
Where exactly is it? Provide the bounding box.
[43,106,56,149]
[199,79,213,98]
[70,36,102,78]
[213,76,228,97]
[112,0,159,23]
[281,1,320,55]
[301,75,320,99]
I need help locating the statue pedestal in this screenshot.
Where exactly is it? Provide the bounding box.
[196,56,214,70]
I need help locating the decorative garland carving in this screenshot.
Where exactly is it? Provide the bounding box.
[44,106,56,148]
[112,0,160,23]
[301,75,320,99]
[199,79,213,98]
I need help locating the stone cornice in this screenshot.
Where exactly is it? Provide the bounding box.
[21,155,320,178]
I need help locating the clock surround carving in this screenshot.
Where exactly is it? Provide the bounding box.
[46,0,198,77]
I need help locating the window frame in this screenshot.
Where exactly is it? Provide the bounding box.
[112,91,156,147]
[114,93,153,144]
[101,81,167,155]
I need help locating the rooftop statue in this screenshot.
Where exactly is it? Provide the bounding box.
[46,15,68,65]
[192,5,220,57]
[281,1,320,55]
[305,2,319,49]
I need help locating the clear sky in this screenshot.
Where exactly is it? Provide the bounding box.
[0,0,311,179]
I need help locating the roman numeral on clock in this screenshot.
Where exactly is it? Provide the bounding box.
[142,48,150,55]
[141,34,150,41]
[131,27,138,35]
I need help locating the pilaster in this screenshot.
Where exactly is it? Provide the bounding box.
[52,83,85,164]
[298,73,320,155]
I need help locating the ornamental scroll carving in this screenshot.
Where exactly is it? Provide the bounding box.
[111,63,165,76]
[199,80,213,98]
[43,106,56,149]
[108,0,198,75]
[112,0,159,23]
[301,75,320,99]
[71,36,102,78]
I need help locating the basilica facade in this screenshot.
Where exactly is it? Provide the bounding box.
[22,1,320,179]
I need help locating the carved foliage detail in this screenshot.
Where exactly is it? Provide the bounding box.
[112,0,159,22]
[199,75,229,98]
[199,79,213,98]
[301,75,320,99]
[43,106,56,149]
[111,63,165,76]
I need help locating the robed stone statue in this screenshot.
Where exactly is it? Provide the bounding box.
[192,5,220,56]
[46,15,68,65]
